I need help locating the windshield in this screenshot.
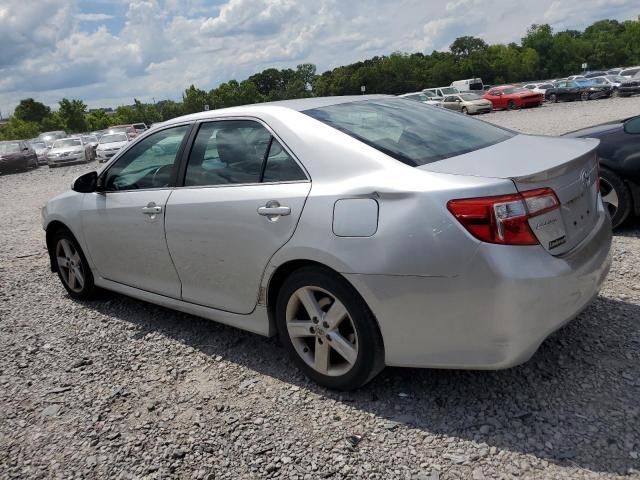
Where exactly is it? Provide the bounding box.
[30,142,46,149]
[440,87,459,95]
[606,76,624,82]
[303,99,513,167]
[0,142,21,153]
[108,127,129,134]
[459,93,482,101]
[422,90,436,98]
[501,87,527,94]
[52,139,82,148]
[100,133,128,144]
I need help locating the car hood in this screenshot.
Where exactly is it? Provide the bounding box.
[97,141,128,150]
[563,121,622,138]
[418,134,598,179]
[49,146,83,153]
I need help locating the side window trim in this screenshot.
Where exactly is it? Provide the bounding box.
[98,122,194,192]
[175,116,310,188]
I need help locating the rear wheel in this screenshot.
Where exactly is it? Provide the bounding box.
[52,229,98,299]
[580,91,590,101]
[599,168,632,229]
[276,267,384,390]
[461,106,469,115]
[549,93,557,103]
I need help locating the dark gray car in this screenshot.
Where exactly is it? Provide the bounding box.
[0,140,39,173]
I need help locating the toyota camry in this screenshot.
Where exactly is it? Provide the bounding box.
[42,96,612,390]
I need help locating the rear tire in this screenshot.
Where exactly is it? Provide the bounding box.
[599,168,632,229]
[51,229,99,300]
[581,91,590,101]
[276,266,384,390]
[549,93,557,103]
[461,107,468,115]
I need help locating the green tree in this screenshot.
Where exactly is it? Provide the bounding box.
[0,117,40,140]
[13,98,51,125]
[86,110,112,131]
[155,100,184,121]
[182,85,212,114]
[40,112,66,132]
[450,36,488,57]
[58,98,88,133]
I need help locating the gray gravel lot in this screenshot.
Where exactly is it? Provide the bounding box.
[1,98,639,480]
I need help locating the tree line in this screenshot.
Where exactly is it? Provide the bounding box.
[1,17,639,141]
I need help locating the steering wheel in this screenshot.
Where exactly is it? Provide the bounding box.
[150,164,173,188]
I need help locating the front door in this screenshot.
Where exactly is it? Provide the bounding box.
[81,124,191,298]
[165,120,311,314]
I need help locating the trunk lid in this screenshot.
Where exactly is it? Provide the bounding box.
[420,134,600,255]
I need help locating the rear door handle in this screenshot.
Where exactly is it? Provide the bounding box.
[258,201,291,219]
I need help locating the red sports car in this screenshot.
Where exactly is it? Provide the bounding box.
[482,86,543,110]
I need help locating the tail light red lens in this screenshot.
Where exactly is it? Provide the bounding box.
[447,188,560,245]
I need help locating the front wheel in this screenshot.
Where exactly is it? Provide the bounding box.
[52,230,98,299]
[599,168,632,229]
[507,100,517,110]
[276,267,384,390]
[461,106,468,115]
[548,93,557,103]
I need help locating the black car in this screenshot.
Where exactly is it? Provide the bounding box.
[619,72,640,97]
[545,80,611,102]
[564,116,640,228]
[0,140,39,173]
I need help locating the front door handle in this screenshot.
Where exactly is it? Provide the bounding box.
[258,201,291,220]
[142,203,162,215]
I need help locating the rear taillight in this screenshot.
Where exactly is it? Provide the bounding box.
[447,187,560,245]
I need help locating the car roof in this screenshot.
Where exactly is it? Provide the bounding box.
[159,95,392,127]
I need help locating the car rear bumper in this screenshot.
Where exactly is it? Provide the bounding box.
[345,200,612,369]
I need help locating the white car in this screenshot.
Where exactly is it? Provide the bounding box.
[522,82,555,95]
[96,133,130,163]
[423,86,460,100]
[398,92,441,106]
[46,138,91,168]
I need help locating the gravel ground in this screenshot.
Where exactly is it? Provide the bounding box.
[1,99,639,480]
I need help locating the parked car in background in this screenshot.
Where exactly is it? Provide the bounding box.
[575,79,612,98]
[522,82,555,95]
[38,130,66,147]
[441,93,492,114]
[106,125,137,140]
[450,78,483,91]
[607,68,623,75]
[619,71,640,97]
[43,96,612,390]
[567,75,585,81]
[133,123,148,134]
[398,92,441,106]
[423,86,460,100]
[591,75,625,96]
[564,116,640,228]
[545,80,610,102]
[91,130,106,139]
[46,137,92,168]
[620,67,640,78]
[583,71,607,78]
[81,135,100,161]
[0,140,38,172]
[95,133,130,162]
[482,86,543,110]
[29,140,49,165]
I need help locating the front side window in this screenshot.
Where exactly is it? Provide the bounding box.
[303,99,513,167]
[184,120,305,186]
[102,125,189,191]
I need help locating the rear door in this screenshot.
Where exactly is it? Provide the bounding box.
[165,119,311,314]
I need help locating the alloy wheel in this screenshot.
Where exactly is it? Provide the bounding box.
[56,238,85,293]
[285,286,358,377]
[599,177,619,219]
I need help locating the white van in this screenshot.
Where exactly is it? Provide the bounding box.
[450,78,484,92]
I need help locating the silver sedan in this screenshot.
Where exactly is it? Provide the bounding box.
[42,96,612,390]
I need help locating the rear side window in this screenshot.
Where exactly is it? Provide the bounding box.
[303,99,513,167]
[184,120,305,186]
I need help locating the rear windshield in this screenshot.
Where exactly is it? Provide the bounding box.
[303,99,513,166]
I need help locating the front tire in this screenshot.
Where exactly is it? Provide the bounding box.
[276,266,384,390]
[52,229,98,299]
[507,100,517,110]
[461,106,468,115]
[599,168,632,229]
[549,93,557,103]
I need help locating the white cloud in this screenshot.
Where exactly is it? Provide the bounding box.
[0,0,638,114]
[76,13,115,21]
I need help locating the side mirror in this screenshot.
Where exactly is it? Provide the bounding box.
[623,116,640,134]
[72,171,98,193]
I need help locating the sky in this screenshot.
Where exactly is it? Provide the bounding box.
[0,0,638,115]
